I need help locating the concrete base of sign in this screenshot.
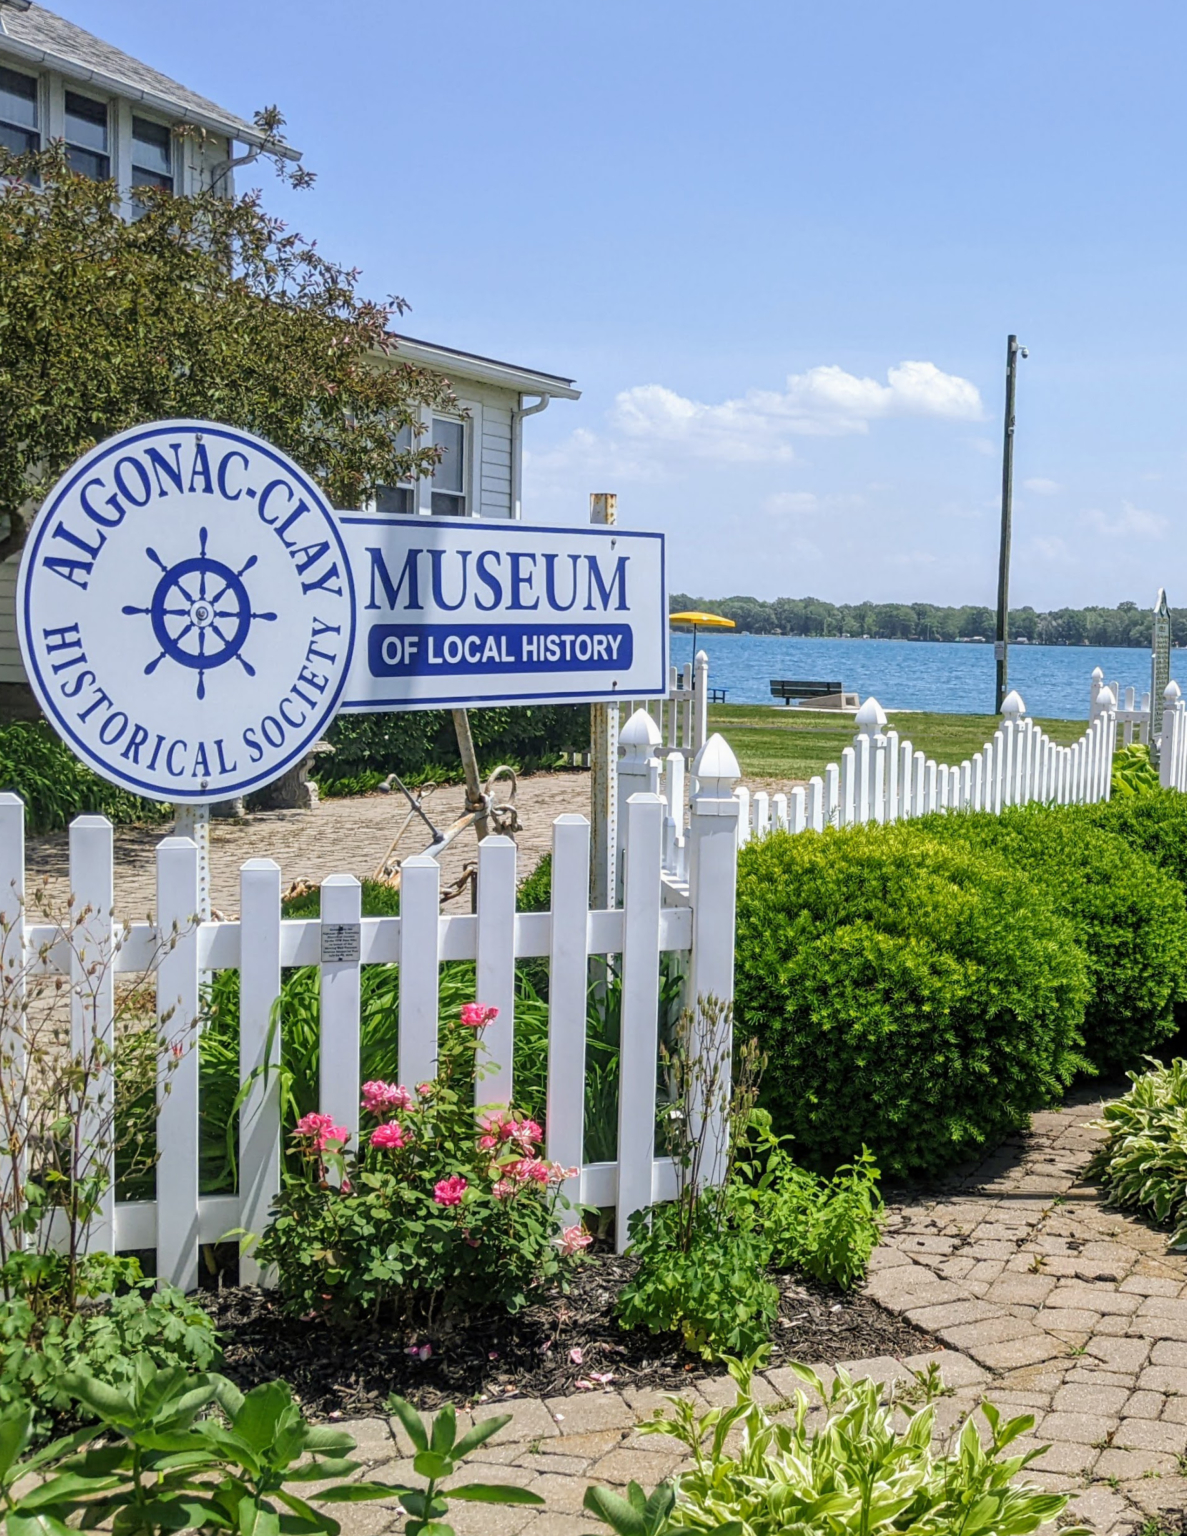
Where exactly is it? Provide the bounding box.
[795,691,861,711]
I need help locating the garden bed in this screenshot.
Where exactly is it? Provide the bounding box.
[205,1253,937,1418]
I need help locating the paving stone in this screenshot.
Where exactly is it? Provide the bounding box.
[1026,1439,1101,1475]
[968,1334,1069,1370]
[1122,1390,1165,1419]
[1121,1275,1183,1297]
[1117,1473,1187,1518]
[904,1300,1005,1329]
[1063,1485,1135,1532]
[527,1472,595,1512]
[1162,1396,1187,1424]
[1149,1340,1187,1369]
[696,1372,780,1407]
[529,1517,605,1536]
[587,1446,685,1486]
[985,1274,1058,1306]
[441,1502,540,1536]
[1053,1383,1132,1416]
[343,1416,397,1460]
[1089,1338,1152,1373]
[536,1430,625,1459]
[1139,1365,1187,1396]
[1049,1285,1140,1316]
[483,1399,562,1445]
[940,1316,1034,1351]
[1114,1417,1187,1454]
[1095,1446,1180,1480]
[1094,1314,1136,1337]
[1033,1307,1101,1334]
[835,1355,913,1387]
[903,1350,987,1388]
[545,1395,633,1436]
[764,1365,833,1401]
[1034,1410,1118,1444]
[327,1505,399,1536]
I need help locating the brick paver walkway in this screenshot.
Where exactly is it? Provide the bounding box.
[25,771,592,917]
[319,1091,1186,1535]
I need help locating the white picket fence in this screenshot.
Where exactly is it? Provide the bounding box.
[623,651,710,763]
[0,739,743,1292]
[1159,682,1187,791]
[1090,666,1151,747]
[730,688,1119,843]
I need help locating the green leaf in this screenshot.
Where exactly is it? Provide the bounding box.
[447,1485,545,1506]
[57,1373,132,1426]
[233,1383,294,1454]
[0,1406,32,1481]
[8,1514,75,1536]
[386,1396,428,1454]
[315,1484,405,1504]
[412,1451,453,1481]
[450,1415,510,1459]
[582,1485,647,1536]
[429,1405,456,1455]
[237,1496,281,1536]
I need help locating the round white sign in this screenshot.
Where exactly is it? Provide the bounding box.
[18,421,356,803]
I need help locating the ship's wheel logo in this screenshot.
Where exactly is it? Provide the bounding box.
[121,527,277,700]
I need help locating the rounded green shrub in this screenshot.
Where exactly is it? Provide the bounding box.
[922,805,1187,1074]
[734,824,1090,1178]
[1081,790,1187,898]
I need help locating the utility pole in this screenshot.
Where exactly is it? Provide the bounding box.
[995,335,1027,713]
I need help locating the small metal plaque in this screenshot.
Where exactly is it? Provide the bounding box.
[321,923,361,964]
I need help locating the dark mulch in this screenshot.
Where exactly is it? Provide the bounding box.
[204,1254,938,1419]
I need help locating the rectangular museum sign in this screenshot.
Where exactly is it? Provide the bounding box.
[336,517,667,711]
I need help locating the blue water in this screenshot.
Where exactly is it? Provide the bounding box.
[677,634,1181,720]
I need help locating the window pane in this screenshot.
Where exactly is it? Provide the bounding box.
[0,122,38,157]
[65,92,108,153]
[376,485,415,515]
[132,168,173,193]
[432,418,464,495]
[0,66,36,130]
[65,143,109,181]
[431,491,466,517]
[132,116,171,175]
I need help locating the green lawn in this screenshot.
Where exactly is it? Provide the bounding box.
[707,703,1090,782]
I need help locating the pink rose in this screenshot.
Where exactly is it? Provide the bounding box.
[370,1121,409,1150]
[416,1082,434,1099]
[510,1158,551,1185]
[558,1225,593,1257]
[491,1178,516,1200]
[460,1003,499,1029]
[433,1175,468,1207]
[511,1118,544,1150]
[292,1113,350,1152]
[361,1081,413,1115]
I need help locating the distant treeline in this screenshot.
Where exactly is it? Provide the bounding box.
[669,594,1181,648]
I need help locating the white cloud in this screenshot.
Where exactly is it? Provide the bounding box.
[1023,477,1061,495]
[609,360,983,462]
[1029,536,1070,561]
[1083,500,1167,538]
[764,491,818,515]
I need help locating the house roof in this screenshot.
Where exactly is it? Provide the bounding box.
[391,334,581,400]
[0,1,301,159]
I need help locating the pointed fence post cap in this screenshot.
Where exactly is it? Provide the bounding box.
[620,707,662,749]
[695,649,709,667]
[1166,680,1182,703]
[1001,690,1026,716]
[692,732,741,795]
[854,696,887,732]
[1095,685,1116,710]
[1092,666,1104,683]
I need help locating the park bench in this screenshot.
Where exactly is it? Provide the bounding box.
[770,679,844,703]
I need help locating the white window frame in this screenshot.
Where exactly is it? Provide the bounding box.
[129,111,175,197]
[0,61,41,160]
[62,85,112,182]
[371,400,482,517]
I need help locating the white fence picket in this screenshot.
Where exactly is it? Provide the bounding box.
[545,815,590,1214]
[398,855,440,1090]
[70,816,115,1256]
[239,858,281,1287]
[615,792,664,1250]
[320,875,362,1152]
[155,835,200,1291]
[0,794,24,1243]
[476,835,518,1106]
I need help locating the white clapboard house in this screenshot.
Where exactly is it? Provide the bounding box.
[0,0,580,717]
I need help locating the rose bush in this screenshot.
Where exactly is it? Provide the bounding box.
[255,1005,590,1324]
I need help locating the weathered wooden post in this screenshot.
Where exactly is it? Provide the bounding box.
[589,492,620,908]
[1152,589,1171,766]
[686,732,741,1189]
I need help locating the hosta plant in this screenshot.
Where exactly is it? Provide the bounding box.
[583,1351,1089,1536]
[1089,1057,1187,1246]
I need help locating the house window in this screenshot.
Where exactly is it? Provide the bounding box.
[430,417,467,516]
[0,65,38,159]
[131,116,173,194]
[64,90,109,180]
[375,424,415,514]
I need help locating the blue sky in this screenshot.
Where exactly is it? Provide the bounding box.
[55,0,1187,609]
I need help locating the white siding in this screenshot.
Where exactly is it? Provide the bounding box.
[0,557,23,686]
[480,397,514,519]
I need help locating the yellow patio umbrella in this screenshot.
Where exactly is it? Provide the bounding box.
[669,609,735,664]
